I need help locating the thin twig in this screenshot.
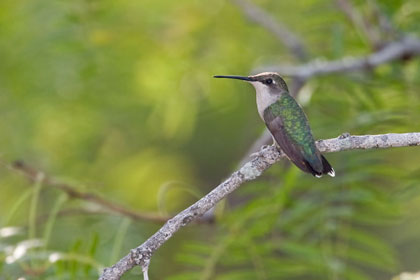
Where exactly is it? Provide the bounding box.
[143,267,149,280]
[232,0,308,61]
[337,0,383,48]
[10,161,170,224]
[99,132,420,280]
[367,0,399,40]
[35,208,128,224]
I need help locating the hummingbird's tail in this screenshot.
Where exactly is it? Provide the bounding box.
[320,155,335,177]
[303,155,335,178]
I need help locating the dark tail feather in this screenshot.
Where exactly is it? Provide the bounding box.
[321,155,335,177]
[303,160,323,178]
[304,155,335,178]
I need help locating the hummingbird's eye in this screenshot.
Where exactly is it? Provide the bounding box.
[265,78,273,85]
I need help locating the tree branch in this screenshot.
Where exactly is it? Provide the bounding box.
[232,0,308,61]
[258,36,420,78]
[367,0,399,41]
[336,0,383,48]
[99,132,420,280]
[10,161,171,224]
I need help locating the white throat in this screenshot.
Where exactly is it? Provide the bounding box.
[251,82,280,120]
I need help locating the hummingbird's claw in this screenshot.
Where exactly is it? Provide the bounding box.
[249,151,263,158]
[249,144,273,159]
[339,132,351,139]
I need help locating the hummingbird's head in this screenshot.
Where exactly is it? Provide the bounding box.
[214,72,288,96]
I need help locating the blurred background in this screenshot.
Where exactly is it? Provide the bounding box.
[1,0,420,279]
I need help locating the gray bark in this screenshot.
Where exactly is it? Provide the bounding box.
[99,132,420,280]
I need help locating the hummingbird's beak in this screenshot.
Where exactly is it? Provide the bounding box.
[213,75,255,82]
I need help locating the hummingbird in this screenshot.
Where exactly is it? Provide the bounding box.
[214,72,335,178]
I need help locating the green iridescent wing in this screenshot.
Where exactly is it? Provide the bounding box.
[263,94,324,176]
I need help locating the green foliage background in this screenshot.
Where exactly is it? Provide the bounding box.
[1,0,420,279]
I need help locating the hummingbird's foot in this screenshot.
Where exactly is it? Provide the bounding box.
[249,151,263,159]
[339,132,351,139]
[249,145,273,159]
[262,144,272,150]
